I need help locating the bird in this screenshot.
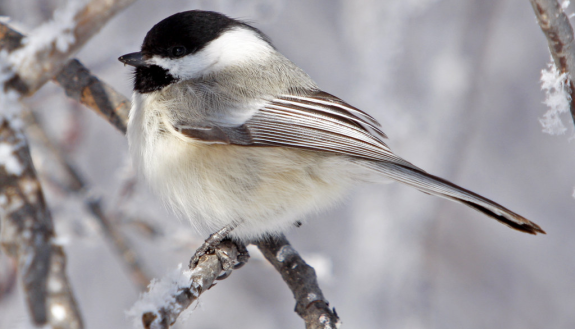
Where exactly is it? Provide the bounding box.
[118,10,544,261]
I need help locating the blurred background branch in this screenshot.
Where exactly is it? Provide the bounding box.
[0,113,83,329]
[22,108,152,291]
[0,22,83,329]
[6,0,137,96]
[530,0,575,127]
[0,0,137,327]
[54,59,130,133]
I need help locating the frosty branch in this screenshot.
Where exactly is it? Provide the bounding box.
[128,240,248,329]
[3,22,151,296]
[0,115,83,329]
[0,0,138,327]
[530,0,575,128]
[0,28,84,329]
[5,0,137,96]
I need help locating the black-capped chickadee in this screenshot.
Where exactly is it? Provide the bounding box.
[118,10,544,251]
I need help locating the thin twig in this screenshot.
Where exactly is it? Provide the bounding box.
[256,235,340,329]
[46,245,84,329]
[530,0,575,126]
[138,240,243,329]
[86,197,152,290]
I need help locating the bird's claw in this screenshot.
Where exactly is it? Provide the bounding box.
[188,236,250,282]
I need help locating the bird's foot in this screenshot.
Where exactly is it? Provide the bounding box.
[214,239,249,280]
[188,223,245,272]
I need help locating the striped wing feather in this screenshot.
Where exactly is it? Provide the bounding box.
[176,90,545,235]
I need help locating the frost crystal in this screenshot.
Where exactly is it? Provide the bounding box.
[8,0,88,76]
[539,63,571,135]
[0,143,24,175]
[126,264,193,328]
[0,50,25,130]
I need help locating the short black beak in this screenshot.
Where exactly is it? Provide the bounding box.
[118,52,149,67]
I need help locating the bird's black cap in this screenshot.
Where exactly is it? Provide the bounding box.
[141,10,268,58]
[122,10,271,93]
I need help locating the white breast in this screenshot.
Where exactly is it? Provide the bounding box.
[128,92,358,240]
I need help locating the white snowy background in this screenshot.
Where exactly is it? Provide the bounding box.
[1,0,575,328]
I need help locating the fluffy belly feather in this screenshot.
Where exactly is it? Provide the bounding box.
[128,92,358,240]
[136,132,354,240]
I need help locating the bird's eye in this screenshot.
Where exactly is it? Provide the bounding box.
[170,46,186,58]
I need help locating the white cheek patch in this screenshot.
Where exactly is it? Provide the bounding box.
[147,27,274,80]
[148,53,208,79]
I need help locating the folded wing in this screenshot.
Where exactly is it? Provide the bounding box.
[174,90,545,235]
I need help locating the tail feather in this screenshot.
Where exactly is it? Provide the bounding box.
[358,161,545,235]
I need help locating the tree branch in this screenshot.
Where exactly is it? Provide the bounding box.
[0,114,53,325]
[1,23,145,289]
[5,0,137,96]
[46,245,84,329]
[0,23,85,329]
[0,114,83,328]
[132,240,245,329]
[0,0,139,326]
[54,59,130,133]
[530,0,575,127]
[256,235,340,329]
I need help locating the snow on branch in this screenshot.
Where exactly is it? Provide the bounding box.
[2,21,150,292]
[5,0,136,96]
[530,0,575,132]
[127,240,244,329]
[0,28,85,329]
[0,0,138,326]
[540,63,571,134]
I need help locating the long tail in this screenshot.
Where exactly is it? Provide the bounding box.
[357,161,545,235]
